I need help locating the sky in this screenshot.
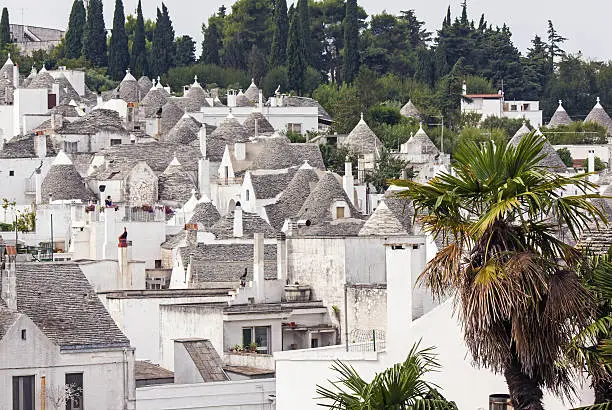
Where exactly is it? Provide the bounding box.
[6,0,612,61]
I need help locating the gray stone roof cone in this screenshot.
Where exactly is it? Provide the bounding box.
[400,99,421,119]
[341,113,383,156]
[41,151,94,203]
[509,122,568,173]
[548,100,572,127]
[585,97,612,136]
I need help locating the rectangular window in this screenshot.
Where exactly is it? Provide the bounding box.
[242,326,270,354]
[511,104,517,111]
[287,123,302,134]
[65,373,83,410]
[154,260,162,269]
[64,141,78,153]
[9,170,14,176]
[12,375,35,410]
[311,338,319,348]
[336,207,345,219]
[110,139,122,146]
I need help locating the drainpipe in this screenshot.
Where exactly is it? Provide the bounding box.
[344,284,349,352]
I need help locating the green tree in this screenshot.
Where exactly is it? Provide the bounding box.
[174,35,196,67]
[317,343,457,409]
[108,0,129,80]
[342,0,359,83]
[269,0,288,67]
[65,0,86,59]
[83,0,108,67]
[365,148,412,192]
[547,20,567,68]
[556,147,573,167]
[201,21,221,65]
[400,133,605,409]
[0,8,10,47]
[130,0,149,77]
[150,3,175,77]
[297,0,311,66]
[286,6,305,94]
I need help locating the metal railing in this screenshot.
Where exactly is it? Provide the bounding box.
[347,329,385,352]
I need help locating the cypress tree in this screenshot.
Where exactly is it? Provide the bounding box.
[296,0,311,66]
[0,8,10,47]
[151,3,175,76]
[83,0,108,67]
[286,7,305,94]
[201,22,221,65]
[130,0,149,77]
[342,0,359,83]
[65,0,86,59]
[269,0,288,67]
[108,0,129,80]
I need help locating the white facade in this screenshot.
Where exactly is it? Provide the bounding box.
[0,314,136,410]
[190,106,319,136]
[461,93,543,127]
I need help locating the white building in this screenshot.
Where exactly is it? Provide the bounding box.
[461,83,543,126]
[0,255,136,410]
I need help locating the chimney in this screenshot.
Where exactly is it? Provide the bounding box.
[227,90,236,107]
[1,248,17,310]
[253,233,265,302]
[118,229,133,289]
[462,81,467,96]
[51,113,64,131]
[588,150,595,174]
[342,157,355,205]
[96,93,103,106]
[276,232,287,282]
[198,125,207,157]
[198,158,210,199]
[234,142,246,161]
[233,203,243,237]
[258,90,263,112]
[34,134,47,158]
[385,243,413,360]
[12,64,19,87]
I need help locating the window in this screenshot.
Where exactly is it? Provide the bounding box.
[9,170,14,176]
[155,260,162,269]
[242,326,270,354]
[523,103,530,111]
[336,207,345,219]
[21,329,26,340]
[12,375,34,410]
[64,141,78,153]
[311,338,319,348]
[245,189,250,201]
[510,104,517,111]
[110,139,122,146]
[287,123,302,134]
[65,373,83,410]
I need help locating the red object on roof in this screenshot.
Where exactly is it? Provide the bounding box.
[464,94,503,99]
[5,246,16,255]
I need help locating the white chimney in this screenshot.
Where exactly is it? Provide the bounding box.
[1,250,17,310]
[97,93,103,106]
[462,81,467,96]
[588,150,595,174]
[277,232,287,283]
[233,204,243,237]
[234,142,246,161]
[258,90,263,112]
[227,90,237,108]
[342,157,355,206]
[118,232,133,289]
[12,64,19,87]
[198,125,207,157]
[253,233,265,303]
[34,134,47,158]
[385,243,413,361]
[198,158,210,199]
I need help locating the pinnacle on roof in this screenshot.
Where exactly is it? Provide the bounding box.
[244,78,260,102]
[4,53,13,66]
[168,155,181,167]
[155,76,163,89]
[548,100,572,127]
[400,99,421,119]
[585,97,612,135]
[121,69,137,83]
[342,113,383,156]
[300,160,313,170]
[508,125,568,173]
[511,121,532,141]
[192,75,202,87]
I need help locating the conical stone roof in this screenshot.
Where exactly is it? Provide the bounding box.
[27,70,55,90]
[141,87,169,117]
[183,76,210,111]
[209,113,250,143]
[188,199,221,230]
[400,99,421,119]
[264,163,320,229]
[243,111,275,136]
[509,124,568,173]
[118,70,139,103]
[548,100,572,127]
[159,101,185,136]
[165,114,202,144]
[138,76,153,95]
[158,158,197,205]
[41,151,93,203]
[403,123,439,157]
[298,172,363,223]
[585,98,612,136]
[342,114,383,156]
[235,91,254,107]
[243,79,260,103]
[252,136,296,169]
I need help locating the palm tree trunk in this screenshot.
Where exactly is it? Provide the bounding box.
[504,355,544,410]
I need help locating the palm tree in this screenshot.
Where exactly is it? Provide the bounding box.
[397,133,606,409]
[569,251,612,405]
[316,343,457,409]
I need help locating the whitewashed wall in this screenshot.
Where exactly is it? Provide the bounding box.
[0,157,53,205]
[136,378,276,410]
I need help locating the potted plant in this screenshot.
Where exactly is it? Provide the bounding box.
[142,204,153,213]
[248,342,258,353]
[85,204,95,213]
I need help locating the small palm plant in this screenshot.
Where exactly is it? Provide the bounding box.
[316,343,457,409]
